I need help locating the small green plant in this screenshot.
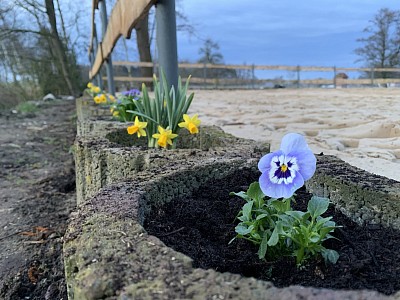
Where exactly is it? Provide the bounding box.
[15,101,39,113]
[231,133,339,267]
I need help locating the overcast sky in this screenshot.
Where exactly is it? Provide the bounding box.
[175,0,399,68]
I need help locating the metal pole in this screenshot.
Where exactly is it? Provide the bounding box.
[156,0,178,91]
[99,0,115,95]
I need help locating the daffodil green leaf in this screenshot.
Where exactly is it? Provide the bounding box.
[308,196,330,219]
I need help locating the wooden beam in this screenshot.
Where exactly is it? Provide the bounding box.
[90,0,157,79]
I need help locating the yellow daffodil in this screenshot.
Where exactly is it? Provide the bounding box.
[152,126,178,148]
[127,116,147,138]
[92,86,101,94]
[87,82,93,89]
[94,95,101,104]
[178,114,201,134]
[108,94,116,102]
[113,111,119,117]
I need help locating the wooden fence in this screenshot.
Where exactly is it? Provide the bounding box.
[107,61,400,89]
[89,1,400,91]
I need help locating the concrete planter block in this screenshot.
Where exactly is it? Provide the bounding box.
[64,159,399,300]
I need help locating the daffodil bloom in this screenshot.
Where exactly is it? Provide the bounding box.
[92,86,101,94]
[152,126,178,148]
[87,82,93,89]
[178,114,201,134]
[93,95,102,104]
[258,133,316,199]
[127,116,147,138]
[108,94,116,102]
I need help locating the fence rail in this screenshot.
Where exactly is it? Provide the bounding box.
[107,61,400,88]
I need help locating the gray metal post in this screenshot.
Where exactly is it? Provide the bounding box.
[92,24,103,90]
[156,0,178,91]
[99,0,115,95]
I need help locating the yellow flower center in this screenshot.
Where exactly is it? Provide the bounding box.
[280,164,288,172]
[127,125,139,135]
[158,134,168,148]
[188,122,198,134]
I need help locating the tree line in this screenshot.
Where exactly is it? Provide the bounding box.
[1,3,400,108]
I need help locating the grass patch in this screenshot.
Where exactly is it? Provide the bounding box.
[15,101,39,113]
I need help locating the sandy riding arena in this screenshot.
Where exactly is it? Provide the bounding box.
[189,88,400,181]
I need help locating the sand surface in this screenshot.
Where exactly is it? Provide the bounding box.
[188,88,400,182]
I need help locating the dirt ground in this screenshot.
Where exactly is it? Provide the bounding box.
[0,100,76,299]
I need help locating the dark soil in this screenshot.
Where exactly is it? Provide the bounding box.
[145,172,400,296]
[0,100,76,300]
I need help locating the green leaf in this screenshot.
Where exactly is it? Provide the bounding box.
[256,213,270,220]
[126,110,158,124]
[247,182,265,200]
[308,196,330,219]
[285,210,306,221]
[235,224,253,235]
[267,221,283,246]
[229,191,251,201]
[321,249,340,264]
[242,201,253,221]
[270,200,288,212]
[258,231,269,259]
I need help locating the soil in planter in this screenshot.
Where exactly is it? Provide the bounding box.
[145,172,400,295]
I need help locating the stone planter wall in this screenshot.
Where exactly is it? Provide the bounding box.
[65,97,400,299]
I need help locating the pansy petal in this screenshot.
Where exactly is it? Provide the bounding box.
[259,170,304,199]
[258,150,283,173]
[289,150,316,181]
[280,133,310,154]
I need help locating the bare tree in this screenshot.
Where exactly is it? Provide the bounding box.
[355,8,400,78]
[198,38,223,64]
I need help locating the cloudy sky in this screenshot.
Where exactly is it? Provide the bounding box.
[176,0,399,69]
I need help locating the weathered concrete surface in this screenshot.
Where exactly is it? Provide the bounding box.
[67,96,400,299]
[74,120,268,204]
[64,160,399,300]
[307,155,400,229]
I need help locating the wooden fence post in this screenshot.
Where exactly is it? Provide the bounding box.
[333,66,337,88]
[203,63,207,88]
[99,0,115,95]
[370,67,375,87]
[251,64,255,89]
[296,65,301,88]
[156,0,178,91]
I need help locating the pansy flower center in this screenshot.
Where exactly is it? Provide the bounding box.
[269,155,299,185]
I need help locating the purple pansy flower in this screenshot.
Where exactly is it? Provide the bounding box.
[122,89,140,99]
[258,133,316,199]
